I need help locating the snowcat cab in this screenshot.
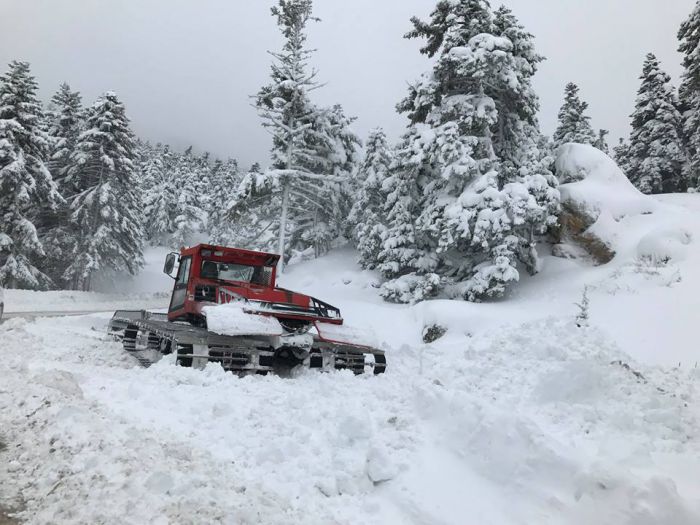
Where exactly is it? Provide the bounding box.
[164,244,343,331]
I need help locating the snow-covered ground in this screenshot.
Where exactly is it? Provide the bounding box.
[2,173,700,523]
[3,247,173,315]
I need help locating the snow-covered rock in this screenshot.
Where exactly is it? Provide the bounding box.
[556,144,692,264]
[555,143,654,221]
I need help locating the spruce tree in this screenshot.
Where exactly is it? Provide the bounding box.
[594,129,610,155]
[349,128,393,269]
[626,53,686,194]
[678,2,700,190]
[492,5,559,274]
[142,144,178,243]
[377,0,558,302]
[42,82,84,285]
[47,83,83,184]
[244,0,358,269]
[208,157,242,243]
[221,163,282,248]
[63,92,144,290]
[613,138,631,174]
[553,83,597,148]
[376,126,434,285]
[171,152,205,249]
[0,61,62,289]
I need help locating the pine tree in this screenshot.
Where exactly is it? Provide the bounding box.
[594,129,610,155]
[41,82,84,285]
[208,157,241,243]
[349,128,393,269]
[376,126,434,284]
[63,92,144,290]
[171,151,206,249]
[292,103,360,257]
[553,83,597,148]
[142,144,178,243]
[244,0,358,270]
[47,83,83,184]
[376,0,558,302]
[492,5,559,274]
[626,53,686,194]
[0,61,62,289]
[222,162,282,248]
[678,3,700,190]
[613,138,631,173]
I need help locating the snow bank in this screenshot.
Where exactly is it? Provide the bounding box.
[2,312,699,524]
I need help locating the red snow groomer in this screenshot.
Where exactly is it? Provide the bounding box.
[109,244,385,375]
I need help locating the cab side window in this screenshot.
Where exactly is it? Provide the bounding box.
[176,257,192,285]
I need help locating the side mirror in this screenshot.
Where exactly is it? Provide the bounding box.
[163,253,180,279]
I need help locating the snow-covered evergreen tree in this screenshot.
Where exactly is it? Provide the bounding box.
[613,138,631,173]
[142,144,178,243]
[208,157,241,243]
[242,0,358,269]
[376,0,558,302]
[47,83,83,184]
[678,3,700,190]
[553,83,596,148]
[0,61,62,289]
[293,103,360,257]
[41,82,84,285]
[625,54,686,194]
[491,5,559,274]
[221,163,282,248]
[376,126,434,284]
[171,151,206,249]
[63,92,144,290]
[349,128,393,269]
[594,129,610,155]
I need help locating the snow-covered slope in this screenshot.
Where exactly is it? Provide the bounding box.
[1,148,700,523]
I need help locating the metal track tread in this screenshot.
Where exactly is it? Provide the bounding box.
[112,311,386,376]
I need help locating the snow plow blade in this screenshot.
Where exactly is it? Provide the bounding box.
[108,310,386,375]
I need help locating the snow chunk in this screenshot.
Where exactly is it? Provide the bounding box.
[315,322,380,349]
[203,303,283,337]
[33,370,83,398]
[366,445,397,484]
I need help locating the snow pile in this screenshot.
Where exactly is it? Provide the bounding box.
[1,311,699,524]
[202,302,284,336]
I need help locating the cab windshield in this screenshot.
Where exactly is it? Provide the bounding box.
[201,260,271,285]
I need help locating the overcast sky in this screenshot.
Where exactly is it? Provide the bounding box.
[1,0,696,167]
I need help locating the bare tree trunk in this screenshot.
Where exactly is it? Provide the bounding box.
[278,181,289,274]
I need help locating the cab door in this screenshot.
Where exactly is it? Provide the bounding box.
[169,256,192,314]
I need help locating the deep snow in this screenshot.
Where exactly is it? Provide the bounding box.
[1,155,700,523]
